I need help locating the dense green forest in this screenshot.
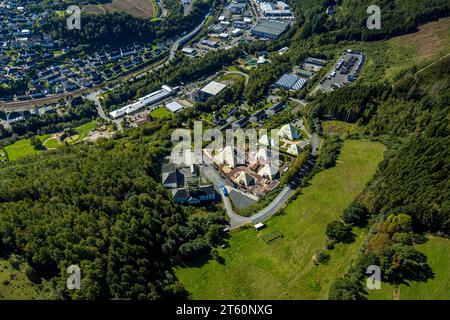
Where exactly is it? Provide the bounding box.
[40,0,214,52]
[291,0,450,41]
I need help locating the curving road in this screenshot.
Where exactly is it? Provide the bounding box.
[168,13,210,62]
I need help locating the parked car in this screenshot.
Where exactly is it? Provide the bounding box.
[219,184,229,197]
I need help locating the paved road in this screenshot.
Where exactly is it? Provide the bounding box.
[156,0,168,18]
[224,71,250,85]
[200,164,251,229]
[250,187,294,225]
[86,90,109,121]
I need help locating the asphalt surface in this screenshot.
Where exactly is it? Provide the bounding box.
[168,13,210,62]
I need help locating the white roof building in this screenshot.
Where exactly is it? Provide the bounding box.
[181,47,196,55]
[237,172,255,188]
[165,101,184,113]
[276,1,290,10]
[277,124,300,140]
[287,144,302,156]
[258,164,279,180]
[254,222,265,230]
[214,146,237,168]
[257,147,272,162]
[260,2,276,13]
[109,85,175,119]
[200,81,227,96]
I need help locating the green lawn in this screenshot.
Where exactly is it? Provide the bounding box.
[151,107,172,119]
[74,121,97,142]
[0,258,40,300]
[369,235,450,300]
[43,137,61,149]
[3,121,97,161]
[176,139,386,299]
[4,134,50,161]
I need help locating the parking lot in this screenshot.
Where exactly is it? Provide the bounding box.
[316,51,364,93]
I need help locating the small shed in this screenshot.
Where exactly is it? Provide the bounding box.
[254,223,265,230]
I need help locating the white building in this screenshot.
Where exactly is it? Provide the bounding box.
[110,85,175,119]
[258,164,279,180]
[276,1,290,10]
[237,172,255,188]
[259,134,278,147]
[287,144,302,156]
[165,101,184,113]
[200,81,227,97]
[214,146,245,168]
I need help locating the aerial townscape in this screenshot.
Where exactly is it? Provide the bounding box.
[0,0,449,306]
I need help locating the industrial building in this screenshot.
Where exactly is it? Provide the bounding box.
[165,101,185,113]
[191,81,228,102]
[109,85,175,119]
[251,20,290,40]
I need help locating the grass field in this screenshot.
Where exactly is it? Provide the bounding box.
[176,139,386,299]
[0,258,40,300]
[4,134,50,161]
[43,137,61,149]
[83,0,158,18]
[151,107,172,119]
[369,235,450,300]
[358,17,450,83]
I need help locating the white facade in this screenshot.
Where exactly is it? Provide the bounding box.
[109,85,175,119]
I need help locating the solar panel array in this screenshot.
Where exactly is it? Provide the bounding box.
[275,73,309,90]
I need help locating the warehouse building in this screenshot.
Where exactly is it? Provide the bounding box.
[251,20,290,40]
[191,81,227,102]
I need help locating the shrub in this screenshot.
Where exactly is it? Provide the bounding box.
[342,202,368,227]
[325,220,355,243]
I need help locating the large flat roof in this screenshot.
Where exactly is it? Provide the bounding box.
[165,101,185,112]
[252,19,290,36]
[200,81,227,96]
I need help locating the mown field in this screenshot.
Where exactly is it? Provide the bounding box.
[4,134,50,161]
[150,106,172,118]
[83,0,158,18]
[175,139,386,299]
[369,235,450,300]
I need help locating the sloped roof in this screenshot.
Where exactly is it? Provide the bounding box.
[237,172,255,187]
[258,164,279,180]
[287,143,302,156]
[259,134,278,147]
